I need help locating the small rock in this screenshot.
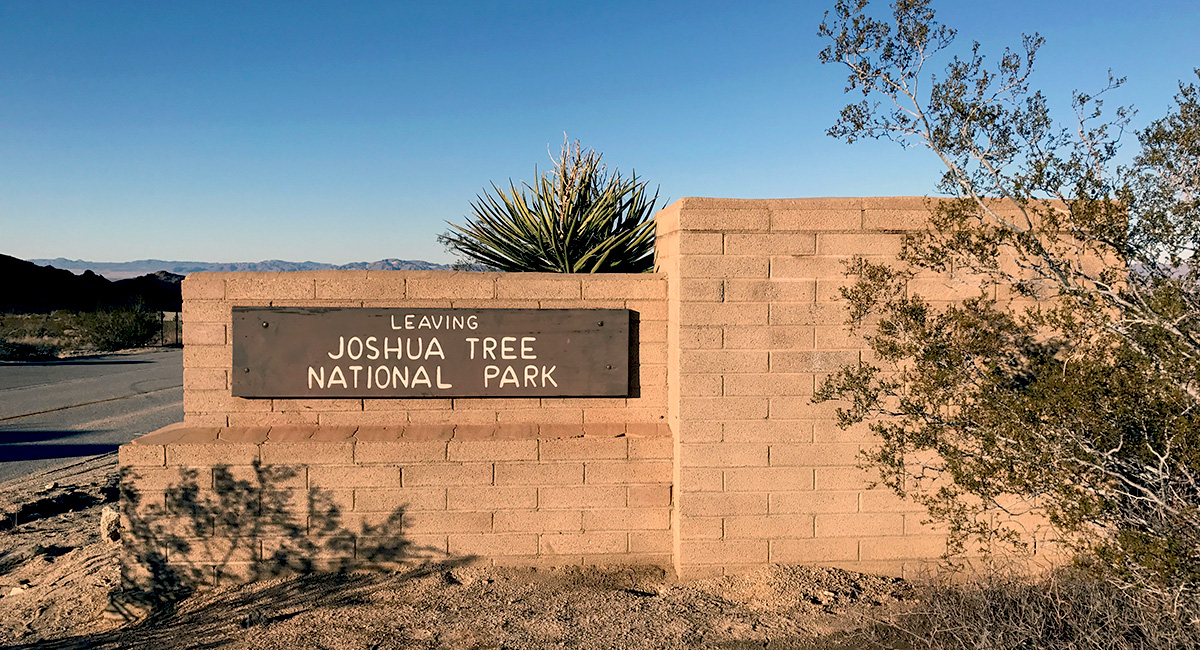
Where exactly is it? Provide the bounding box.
[8,587,24,597]
[100,506,121,542]
[43,482,58,492]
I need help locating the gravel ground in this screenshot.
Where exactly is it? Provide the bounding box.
[0,456,913,649]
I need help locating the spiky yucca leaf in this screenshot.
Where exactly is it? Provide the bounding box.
[439,141,660,273]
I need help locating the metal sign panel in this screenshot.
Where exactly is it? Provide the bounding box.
[231,307,630,398]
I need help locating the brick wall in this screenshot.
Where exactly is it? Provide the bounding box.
[120,196,1052,579]
[658,197,966,578]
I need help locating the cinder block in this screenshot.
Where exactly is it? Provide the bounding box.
[583,508,670,531]
[815,513,904,537]
[724,514,814,539]
[539,485,626,509]
[495,275,581,300]
[627,485,671,507]
[581,276,667,300]
[770,256,854,279]
[447,439,537,462]
[816,277,856,303]
[680,443,768,468]
[184,368,228,391]
[770,443,861,467]
[724,233,817,256]
[355,441,447,464]
[769,350,860,373]
[405,273,495,299]
[681,256,763,281]
[769,538,858,563]
[768,398,844,420]
[679,516,723,540]
[183,323,226,346]
[495,408,583,424]
[582,408,665,425]
[183,345,231,369]
[769,491,858,514]
[678,326,722,349]
[584,461,671,485]
[863,208,931,230]
[628,531,673,554]
[494,462,583,486]
[768,303,848,326]
[363,398,452,412]
[680,374,722,397]
[260,441,353,465]
[446,486,537,510]
[724,466,814,491]
[309,465,401,488]
[680,493,767,517]
[354,487,445,511]
[539,531,626,555]
[723,420,813,443]
[679,302,768,327]
[678,279,724,302]
[676,231,725,254]
[119,443,166,467]
[723,326,815,351]
[681,468,723,492]
[449,533,538,557]
[627,299,667,322]
[680,350,768,374]
[907,277,991,301]
[812,421,875,443]
[817,233,904,256]
[814,466,879,491]
[770,209,862,231]
[859,536,946,561]
[493,510,582,533]
[681,395,768,421]
[859,490,925,512]
[679,539,769,565]
[312,270,374,299]
[678,208,770,231]
[181,273,225,300]
[724,279,816,303]
[225,273,315,300]
[405,410,498,425]
[539,437,627,461]
[628,438,671,460]
[402,511,492,534]
[723,373,814,397]
[318,411,406,427]
[814,326,866,350]
[166,442,259,466]
[403,463,494,487]
[271,398,362,412]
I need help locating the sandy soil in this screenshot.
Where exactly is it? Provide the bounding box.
[0,456,913,649]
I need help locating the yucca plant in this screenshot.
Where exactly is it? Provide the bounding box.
[440,139,660,272]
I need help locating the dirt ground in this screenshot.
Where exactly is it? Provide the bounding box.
[0,456,913,649]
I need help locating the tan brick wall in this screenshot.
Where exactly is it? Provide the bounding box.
[121,424,673,575]
[122,196,1057,579]
[659,197,956,579]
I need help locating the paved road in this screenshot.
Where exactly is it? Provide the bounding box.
[0,349,183,483]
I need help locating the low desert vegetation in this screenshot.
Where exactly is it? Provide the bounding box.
[440,137,660,273]
[0,306,168,360]
[814,0,1200,643]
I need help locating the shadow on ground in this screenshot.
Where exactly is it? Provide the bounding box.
[7,462,464,650]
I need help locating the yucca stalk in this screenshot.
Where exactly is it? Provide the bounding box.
[440,139,660,273]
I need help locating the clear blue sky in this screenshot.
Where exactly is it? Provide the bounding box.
[2,0,1197,265]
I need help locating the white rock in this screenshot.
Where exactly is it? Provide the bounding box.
[100,506,121,542]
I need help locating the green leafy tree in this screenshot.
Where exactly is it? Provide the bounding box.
[815,0,1200,602]
[440,139,660,272]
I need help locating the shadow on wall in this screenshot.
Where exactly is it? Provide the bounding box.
[22,463,471,649]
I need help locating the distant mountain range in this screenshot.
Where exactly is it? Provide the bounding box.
[30,257,454,280]
[1,254,184,313]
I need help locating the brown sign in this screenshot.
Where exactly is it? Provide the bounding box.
[231,307,630,398]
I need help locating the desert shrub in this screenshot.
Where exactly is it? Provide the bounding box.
[440,138,660,272]
[82,307,161,351]
[0,338,59,361]
[848,570,1200,650]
